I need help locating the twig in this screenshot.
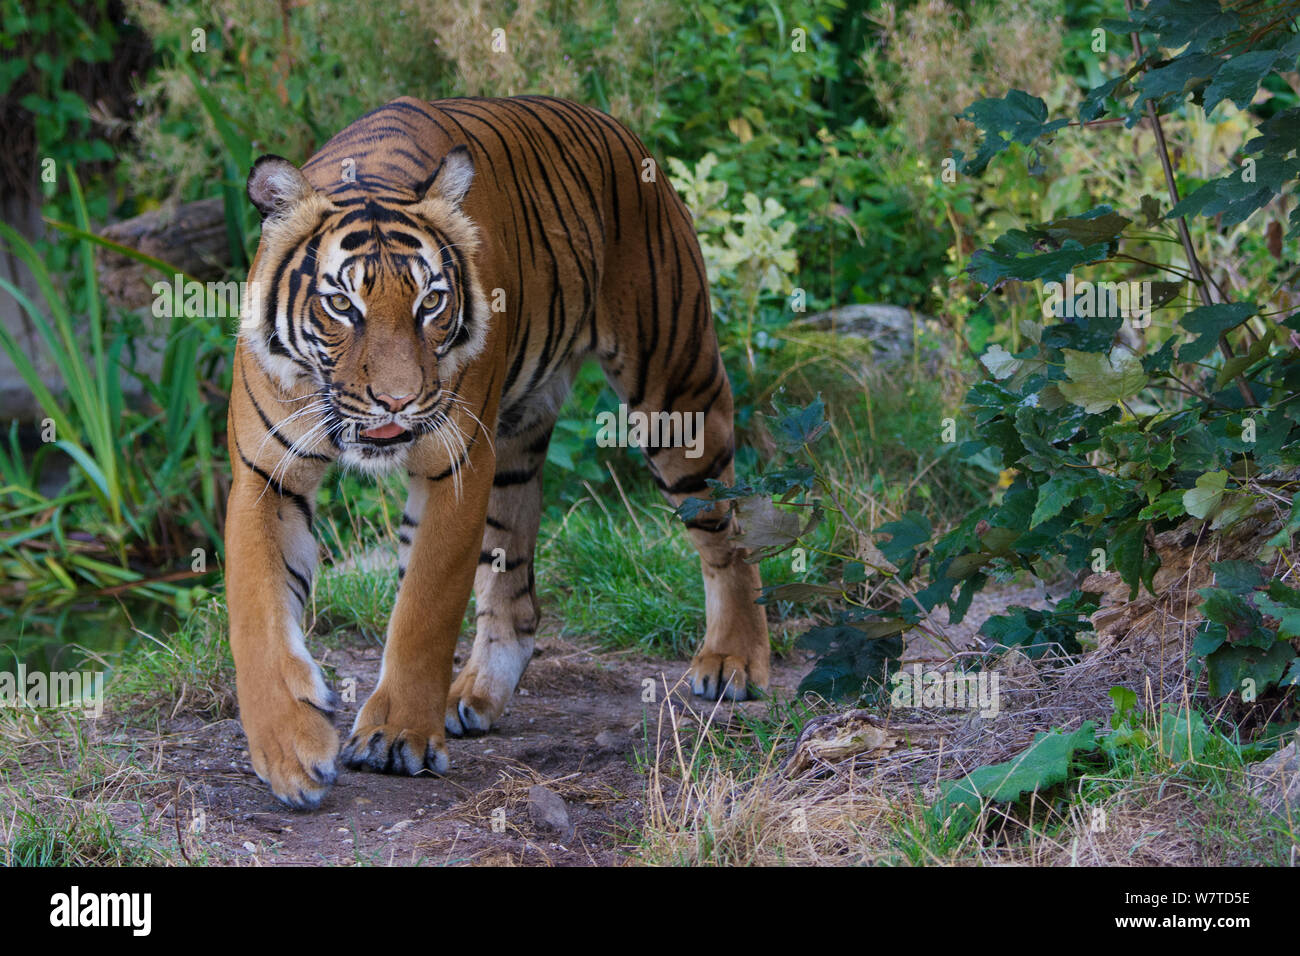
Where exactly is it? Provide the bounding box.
[1123,0,1255,404]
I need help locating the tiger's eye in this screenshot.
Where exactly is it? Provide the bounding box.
[422,290,444,311]
[327,293,352,313]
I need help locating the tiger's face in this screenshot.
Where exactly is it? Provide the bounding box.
[241,147,488,473]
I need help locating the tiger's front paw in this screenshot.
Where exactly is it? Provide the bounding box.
[341,686,449,775]
[240,652,340,810]
[687,647,770,702]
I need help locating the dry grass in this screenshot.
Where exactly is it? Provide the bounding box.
[633,558,1292,866]
[0,708,198,865]
[863,0,1067,156]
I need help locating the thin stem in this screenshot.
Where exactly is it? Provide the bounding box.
[1123,0,1256,404]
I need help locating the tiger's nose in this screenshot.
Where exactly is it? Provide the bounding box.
[374,392,415,412]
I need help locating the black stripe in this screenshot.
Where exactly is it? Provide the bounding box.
[493,467,538,487]
[241,364,333,462]
[284,559,311,605]
[479,551,528,571]
[684,513,732,534]
[233,433,314,527]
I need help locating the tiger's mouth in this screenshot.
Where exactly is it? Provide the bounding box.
[355,422,415,446]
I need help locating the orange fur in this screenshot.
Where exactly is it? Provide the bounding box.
[226,96,768,808]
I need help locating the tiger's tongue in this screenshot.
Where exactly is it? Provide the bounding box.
[361,423,406,440]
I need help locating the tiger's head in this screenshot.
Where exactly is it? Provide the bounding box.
[241,146,488,473]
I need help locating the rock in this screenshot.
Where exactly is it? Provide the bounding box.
[527,785,571,833]
[1247,739,1300,821]
[792,303,932,361]
[595,729,629,753]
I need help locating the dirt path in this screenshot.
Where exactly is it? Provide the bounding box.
[9,582,1043,866]
[140,631,811,866]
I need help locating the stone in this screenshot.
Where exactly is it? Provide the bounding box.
[527,785,571,833]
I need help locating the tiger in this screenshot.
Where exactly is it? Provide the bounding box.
[227,95,769,809]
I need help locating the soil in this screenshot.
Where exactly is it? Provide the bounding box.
[117,631,812,866]
[70,584,1044,866]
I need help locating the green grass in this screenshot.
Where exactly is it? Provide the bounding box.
[0,799,162,866]
[887,708,1296,866]
[537,488,705,656]
[0,707,192,866]
[312,560,399,643]
[109,598,234,723]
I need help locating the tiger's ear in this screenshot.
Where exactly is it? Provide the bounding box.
[247,155,316,220]
[423,146,475,207]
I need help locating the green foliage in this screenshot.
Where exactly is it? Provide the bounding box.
[0,173,225,613]
[541,490,705,657]
[979,591,1100,659]
[313,563,398,644]
[109,598,233,722]
[931,3,1300,708]
[666,152,800,371]
[930,698,1239,839]
[1191,561,1300,698]
[931,721,1099,833]
[0,0,121,213]
[0,800,157,867]
[721,3,1300,709]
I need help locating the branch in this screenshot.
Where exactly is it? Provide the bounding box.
[1123,0,1255,405]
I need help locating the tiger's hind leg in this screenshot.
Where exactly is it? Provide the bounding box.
[600,351,770,701]
[443,412,553,736]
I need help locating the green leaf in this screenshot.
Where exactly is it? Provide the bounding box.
[1159,707,1209,762]
[1210,492,1258,531]
[968,231,1112,289]
[1215,324,1276,388]
[1134,53,1221,111]
[1139,194,1163,225]
[1203,50,1281,114]
[1169,152,1300,228]
[796,625,902,701]
[1108,686,1138,727]
[955,90,1070,176]
[1211,560,1263,593]
[932,722,1098,829]
[1139,487,1188,521]
[1057,349,1148,414]
[979,344,1021,380]
[1183,470,1227,520]
[1079,75,1126,123]
[1177,303,1256,363]
[946,552,991,579]
[1102,2,1238,55]
[1111,520,1157,597]
[874,512,932,568]
[1204,641,1295,697]
[770,397,830,452]
[1031,473,1084,528]
[1038,208,1131,246]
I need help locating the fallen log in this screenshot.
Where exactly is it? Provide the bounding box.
[95,197,233,309]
